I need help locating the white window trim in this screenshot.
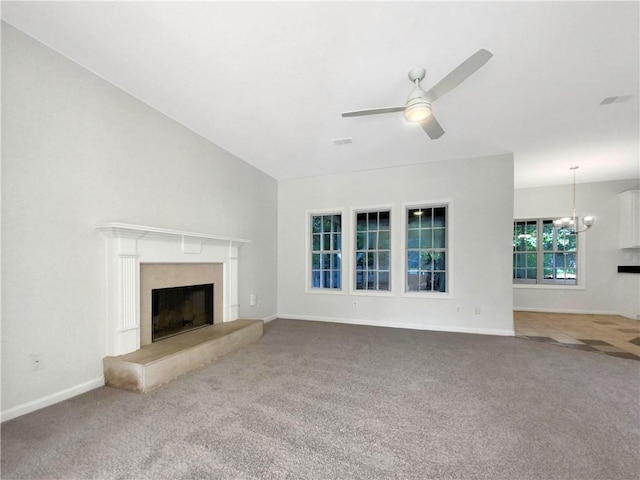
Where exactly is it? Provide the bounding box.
[305,207,347,295]
[512,218,587,290]
[349,204,395,297]
[400,200,454,299]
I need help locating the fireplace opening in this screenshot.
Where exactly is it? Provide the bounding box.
[152,283,214,342]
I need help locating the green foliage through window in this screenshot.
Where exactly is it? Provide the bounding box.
[514,219,577,285]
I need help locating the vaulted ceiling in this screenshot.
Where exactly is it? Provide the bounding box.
[2,1,638,188]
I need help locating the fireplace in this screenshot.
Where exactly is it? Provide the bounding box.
[95,223,250,356]
[152,283,214,341]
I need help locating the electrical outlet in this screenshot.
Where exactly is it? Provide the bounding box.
[474,306,481,315]
[352,301,358,307]
[455,305,462,313]
[29,353,44,371]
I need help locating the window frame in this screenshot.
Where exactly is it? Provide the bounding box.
[513,218,586,289]
[350,205,394,297]
[401,201,453,299]
[306,208,346,295]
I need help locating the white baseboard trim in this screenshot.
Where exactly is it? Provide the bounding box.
[277,314,514,337]
[261,314,278,323]
[1,376,105,423]
[514,307,620,316]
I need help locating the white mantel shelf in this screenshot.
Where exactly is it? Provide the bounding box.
[95,222,249,356]
[95,222,251,245]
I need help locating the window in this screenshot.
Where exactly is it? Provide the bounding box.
[513,219,577,285]
[355,210,391,291]
[311,214,342,289]
[406,206,447,293]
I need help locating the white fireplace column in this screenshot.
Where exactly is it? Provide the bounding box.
[96,223,250,356]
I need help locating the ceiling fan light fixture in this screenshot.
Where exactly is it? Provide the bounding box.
[404,102,432,122]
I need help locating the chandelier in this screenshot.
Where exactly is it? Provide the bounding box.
[553,166,595,234]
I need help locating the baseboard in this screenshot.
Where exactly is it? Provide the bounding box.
[277,314,514,337]
[514,307,620,315]
[261,314,278,323]
[1,376,105,423]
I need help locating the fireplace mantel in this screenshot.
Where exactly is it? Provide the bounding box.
[96,223,250,356]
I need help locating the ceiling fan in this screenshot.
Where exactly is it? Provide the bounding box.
[341,49,493,139]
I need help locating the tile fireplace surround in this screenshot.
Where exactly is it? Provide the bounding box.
[95,223,250,356]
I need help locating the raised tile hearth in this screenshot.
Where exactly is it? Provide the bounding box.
[104,319,263,392]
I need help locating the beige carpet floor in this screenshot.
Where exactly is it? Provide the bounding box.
[2,319,639,479]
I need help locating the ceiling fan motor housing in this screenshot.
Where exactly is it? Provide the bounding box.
[404,85,432,121]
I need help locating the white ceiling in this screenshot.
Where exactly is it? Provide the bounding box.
[2,1,639,188]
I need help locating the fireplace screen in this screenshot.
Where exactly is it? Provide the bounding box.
[152,283,214,342]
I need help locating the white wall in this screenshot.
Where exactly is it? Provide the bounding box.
[278,154,515,335]
[1,24,278,419]
[513,179,640,318]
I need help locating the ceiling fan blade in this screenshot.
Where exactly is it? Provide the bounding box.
[342,106,405,117]
[421,114,445,139]
[424,49,493,103]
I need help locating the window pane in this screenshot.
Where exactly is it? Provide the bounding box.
[356,213,367,232]
[378,251,390,270]
[526,253,537,268]
[356,232,366,250]
[368,212,378,230]
[332,254,341,269]
[420,252,433,270]
[434,272,446,292]
[408,209,421,228]
[312,234,320,251]
[433,252,445,270]
[368,232,377,250]
[332,215,341,232]
[408,230,420,248]
[323,270,331,287]
[355,252,364,270]
[323,233,331,250]
[379,272,390,290]
[378,231,390,249]
[433,207,445,227]
[407,250,419,270]
[333,233,341,250]
[366,272,377,290]
[367,252,376,270]
[312,254,320,269]
[421,210,433,228]
[420,229,432,249]
[312,270,320,287]
[433,228,445,248]
[332,270,341,288]
[379,211,390,230]
[312,216,321,234]
[542,221,554,250]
